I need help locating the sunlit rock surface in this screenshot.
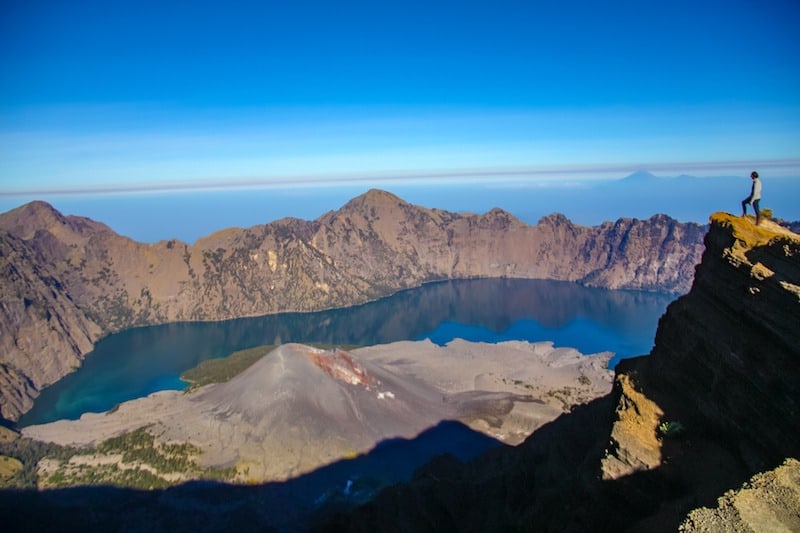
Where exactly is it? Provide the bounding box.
[604,213,800,479]
[680,458,800,533]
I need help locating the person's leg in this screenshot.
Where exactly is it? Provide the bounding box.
[753,199,760,225]
[742,197,750,216]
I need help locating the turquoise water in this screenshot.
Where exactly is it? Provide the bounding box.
[18,279,673,426]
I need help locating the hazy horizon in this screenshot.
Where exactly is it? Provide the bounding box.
[2,1,798,242]
[2,171,799,244]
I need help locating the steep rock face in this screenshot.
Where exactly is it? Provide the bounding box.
[0,231,102,419]
[604,213,800,478]
[313,193,705,293]
[0,191,705,421]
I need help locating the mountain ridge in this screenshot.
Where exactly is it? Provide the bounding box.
[0,190,707,422]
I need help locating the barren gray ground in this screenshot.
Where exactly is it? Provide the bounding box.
[23,339,613,483]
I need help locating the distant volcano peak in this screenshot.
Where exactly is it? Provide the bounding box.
[622,170,659,182]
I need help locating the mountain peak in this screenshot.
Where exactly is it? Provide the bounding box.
[622,170,659,182]
[2,199,62,219]
[0,200,67,240]
[342,189,407,211]
[363,188,404,202]
[537,212,575,226]
[0,200,114,243]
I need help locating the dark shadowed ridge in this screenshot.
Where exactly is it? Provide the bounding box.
[0,420,503,532]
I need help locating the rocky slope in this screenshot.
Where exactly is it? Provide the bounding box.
[680,458,800,532]
[604,213,800,480]
[0,190,705,423]
[1,340,612,530]
[0,231,102,420]
[21,340,612,484]
[322,213,800,531]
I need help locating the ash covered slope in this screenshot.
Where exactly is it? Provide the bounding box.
[0,191,705,422]
[328,214,800,532]
[4,340,611,532]
[22,341,613,485]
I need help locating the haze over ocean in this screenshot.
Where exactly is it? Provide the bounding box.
[2,175,798,244]
[2,1,799,241]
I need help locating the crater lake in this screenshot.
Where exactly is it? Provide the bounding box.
[19,278,674,426]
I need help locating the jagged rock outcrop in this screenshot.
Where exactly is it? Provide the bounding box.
[680,458,800,532]
[0,191,705,422]
[604,213,800,478]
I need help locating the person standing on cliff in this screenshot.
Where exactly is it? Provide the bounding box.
[741,171,762,225]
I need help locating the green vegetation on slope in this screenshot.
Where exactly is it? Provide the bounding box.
[0,436,79,488]
[0,455,23,480]
[0,425,235,490]
[97,425,200,474]
[180,345,276,390]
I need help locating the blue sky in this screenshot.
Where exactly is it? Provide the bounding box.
[1,0,799,237]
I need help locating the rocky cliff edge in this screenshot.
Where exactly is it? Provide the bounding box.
[604,213,800,480]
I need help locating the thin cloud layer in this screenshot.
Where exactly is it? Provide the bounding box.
[3,159,798,198]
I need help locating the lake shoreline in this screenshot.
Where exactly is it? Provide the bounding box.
[18,278,673,427]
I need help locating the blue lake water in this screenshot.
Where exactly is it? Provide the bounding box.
[19,278,674,427]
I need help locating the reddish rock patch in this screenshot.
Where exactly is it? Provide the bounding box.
[306,348,376,387]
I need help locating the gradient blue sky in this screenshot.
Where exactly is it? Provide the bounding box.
[1,1,799,214]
